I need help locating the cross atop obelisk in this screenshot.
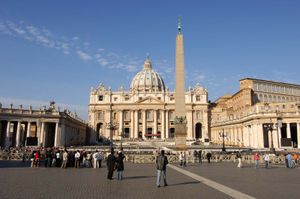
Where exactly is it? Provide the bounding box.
[174,17,187,149]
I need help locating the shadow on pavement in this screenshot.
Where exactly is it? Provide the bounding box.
[124,175,156,180]
[0,160,31,168]
[170,181,200,186]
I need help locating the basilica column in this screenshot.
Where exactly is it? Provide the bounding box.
[134,110,139,139]
[165,110,169,139]
[130,111,134,139]
[5,121,11,147]
[16,121,21,147]
[187,111,193,140]
[153,110,157,137]
[119,110,123,139]
[161,110,165,139]
[142,110,146,139]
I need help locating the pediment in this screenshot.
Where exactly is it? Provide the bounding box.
[135,96,163,104]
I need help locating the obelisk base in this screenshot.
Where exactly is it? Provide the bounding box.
[175,123,187,150]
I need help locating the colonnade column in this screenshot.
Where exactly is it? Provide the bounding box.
[287,123,291,138]
[26,122,31,146]
[165,110,169,139]
[277,125,282,148]
[40,122,45,147]
[130,111,134,139]
[54,122,60,147]
[153,110,157,137]
[16,121,21,147]
[161,110,165,139]
[134,110,139,139]
[142,110,146,140]
[297,123,300,148]
[5,121,11,147]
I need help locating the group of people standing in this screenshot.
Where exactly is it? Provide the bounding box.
[30,148,104,169]
[237,152,299,169]
[106,148,126,180]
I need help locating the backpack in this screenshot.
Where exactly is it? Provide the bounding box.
[157,155,165,170]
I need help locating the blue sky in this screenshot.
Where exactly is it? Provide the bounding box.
[1,0,300,120]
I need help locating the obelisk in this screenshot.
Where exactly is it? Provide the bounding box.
[174,17,187,149]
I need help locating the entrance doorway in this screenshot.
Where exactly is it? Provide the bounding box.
[195,123,202,139]
[169,128,175,138]
[290,123,298,148]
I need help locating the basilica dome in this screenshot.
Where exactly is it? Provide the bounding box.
[130,57,165,92]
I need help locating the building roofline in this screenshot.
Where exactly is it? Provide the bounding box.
[240,77,300,88]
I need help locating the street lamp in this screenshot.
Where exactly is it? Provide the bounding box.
[106,121,118,148]
[219,129,227,152]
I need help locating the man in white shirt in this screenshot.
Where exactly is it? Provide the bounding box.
[264,152,270,169]
[75,150,80,168]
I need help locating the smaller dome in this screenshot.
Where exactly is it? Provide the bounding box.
[130,57,165,92]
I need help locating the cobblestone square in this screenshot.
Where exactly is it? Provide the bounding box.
[1,161,299,199]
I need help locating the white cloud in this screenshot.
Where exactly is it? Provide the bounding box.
[77,50,92,61]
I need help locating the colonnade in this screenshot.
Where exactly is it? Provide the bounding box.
[0,120,63,148]
[211,122,300,149]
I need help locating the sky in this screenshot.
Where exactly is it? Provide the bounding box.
[0,0,300,120]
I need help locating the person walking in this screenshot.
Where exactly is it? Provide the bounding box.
[254,153,260,169]
[198,150,202,164]
[61,150,68,169]
[236,152,242,168]
[206,152,212,163]
[156,150,168,187]
[93,151,98,168]
[75,150,81,168]
[263,152,270,169]
[116,151,125,180]
[286,153,293,168]
[179,152,183,166]
[182,152,187,167]
[107,149,116,180]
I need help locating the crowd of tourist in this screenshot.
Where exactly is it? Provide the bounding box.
[29,148,105,168]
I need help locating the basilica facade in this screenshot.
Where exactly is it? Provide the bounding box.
[88,57,209,143]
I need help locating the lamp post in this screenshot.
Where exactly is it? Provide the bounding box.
[106,121,118,148]
[219,129,227,152]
